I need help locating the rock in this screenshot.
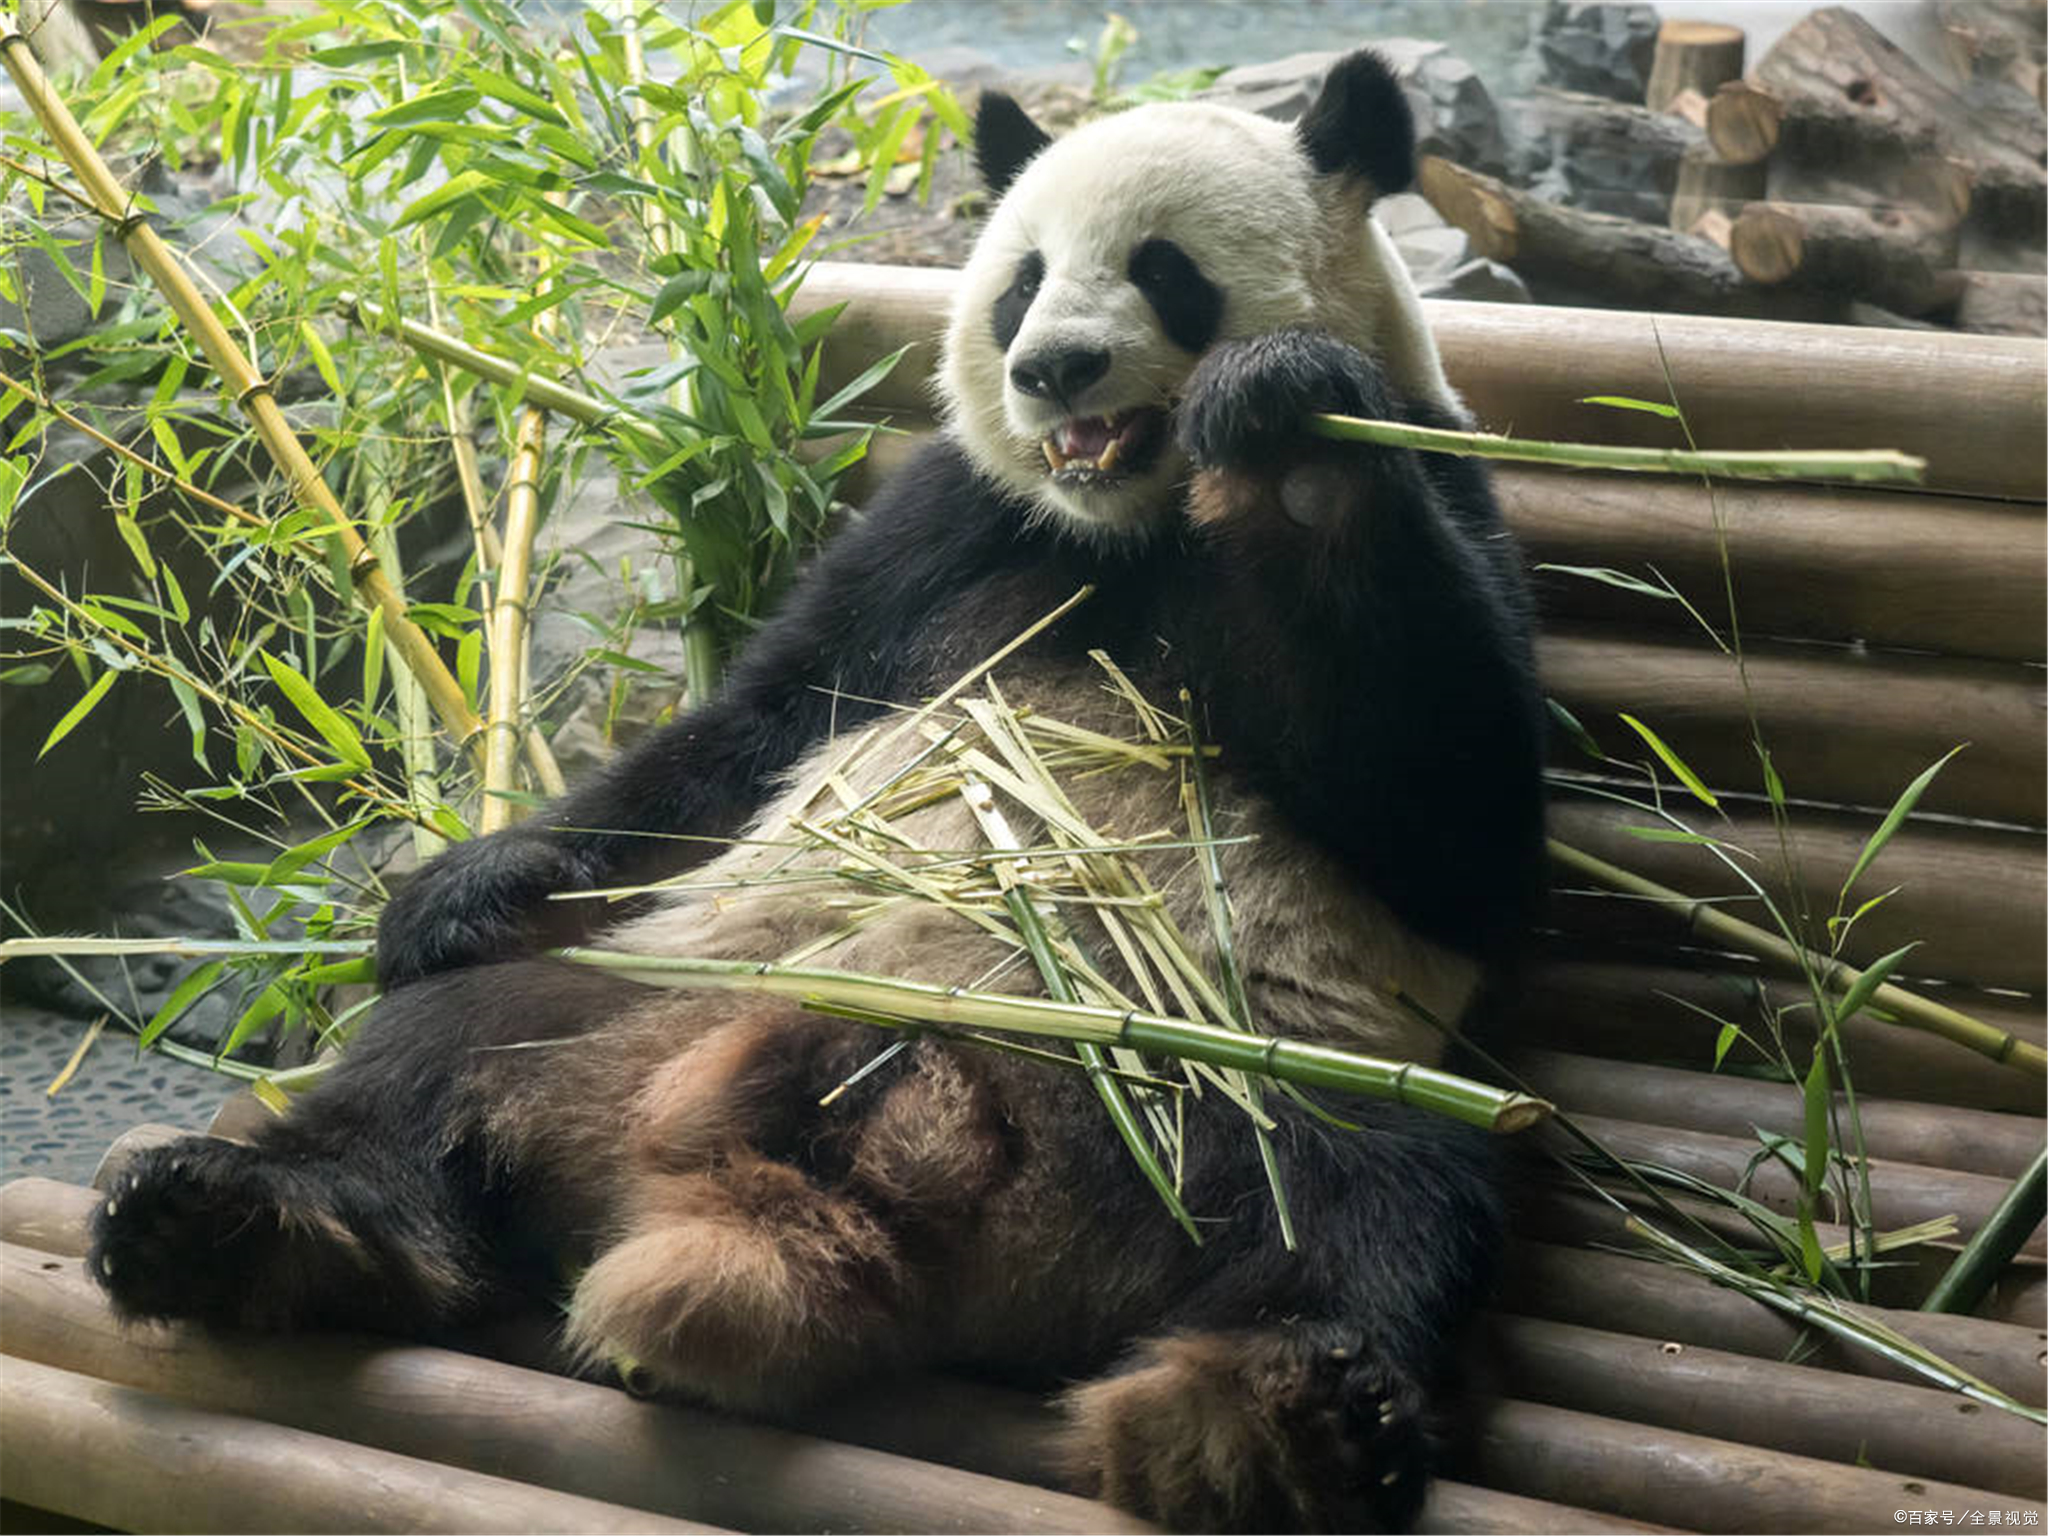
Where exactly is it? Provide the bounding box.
[1534,1,1660,102]
[1201,40,1508,177]
[1421,258,1533,304]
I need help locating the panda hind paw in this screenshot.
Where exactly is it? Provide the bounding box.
[1059,1325,1433,1533]
[88,1136,372,1331]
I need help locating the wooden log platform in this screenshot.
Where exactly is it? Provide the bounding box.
[7,268,2042,1535]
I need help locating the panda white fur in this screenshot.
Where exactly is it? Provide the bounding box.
[92,52,1545,1533]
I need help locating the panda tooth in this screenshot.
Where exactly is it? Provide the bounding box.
[1042,439,1068,472]
[1096,437,1123,473]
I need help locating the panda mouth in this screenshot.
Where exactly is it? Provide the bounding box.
[1039,407,1168,483]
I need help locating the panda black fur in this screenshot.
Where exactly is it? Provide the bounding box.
[90,51,1545,1533]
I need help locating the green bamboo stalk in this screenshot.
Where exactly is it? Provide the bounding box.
[1550,839,2046,1076]
[338,294,660,448]
[557,947,1552,1134]
[1309,412,1926,485]
[1921,1147,2048,1316]
[0,937,371,960]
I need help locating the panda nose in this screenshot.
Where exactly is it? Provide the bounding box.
[1010,347,1110,403]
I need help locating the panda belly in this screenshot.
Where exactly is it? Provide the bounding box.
[599,651,1477,1061]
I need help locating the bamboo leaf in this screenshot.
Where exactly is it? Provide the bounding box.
[139,960,226,1048]
[38,669,116,759]
[1535,563,1678,600]
[1712,1021,1740,1069]
[1579,394,1681,418]
[167,673,206,768]
[369,86,484,127]
[812,343,910,422]
[465,66,568,125]
[1619,713,1719,809]
[394,169,497,230]
[260,651,370,770]
[1838,747,1966,906]
[1830,942,1920,1032]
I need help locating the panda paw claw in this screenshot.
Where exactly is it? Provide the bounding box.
[90,1137,290,1326]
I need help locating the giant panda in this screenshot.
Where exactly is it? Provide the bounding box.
[90,50,1545,1533]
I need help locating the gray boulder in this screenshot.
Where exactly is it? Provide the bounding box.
[1201,40,1508,178]
[1533,2,1659,102]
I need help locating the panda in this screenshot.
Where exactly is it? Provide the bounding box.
[90,50,1545,1534]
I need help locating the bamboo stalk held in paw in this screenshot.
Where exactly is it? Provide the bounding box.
[1309,413,1926,486]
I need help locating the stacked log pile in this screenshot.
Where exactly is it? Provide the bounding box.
[1422,6,2046,335]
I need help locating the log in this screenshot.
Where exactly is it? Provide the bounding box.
[1729,200,1964,314]
[1988,1269,2048,1327]
[1509,1047,2046,1179]
[1539,629,2046,825]
[1669,142,1766,232]
[1956,269,2048,334]
[792,263,2048,501]
[1518,960,2048,1115]
[0,1356,722,1535]
[1474,1399,2046,1532]
[1540,1111,2048,1258]
[1705,78,1784,165]
[1418,1483,1685,1536]
[0,1180,1733,1536]
[1416,154,1833,320]
[1492,1314,2046,1498]
[1547,798,2048,993]
[0,1175,97,1255]
[1496,466,2047,664]
[1503,87,1703,222]
[1508,1239,2048,1407]
[0,1241,1152,1536]
[1646,19,1746,114]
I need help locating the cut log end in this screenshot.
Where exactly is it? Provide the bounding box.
[1417,154,1519,262]
[1729,203,1804,283]
[1706,79,1784,164]
[1647,20,1748,114]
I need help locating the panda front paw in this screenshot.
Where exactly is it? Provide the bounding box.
[1176,329,1393,474]
[377,831,593,989]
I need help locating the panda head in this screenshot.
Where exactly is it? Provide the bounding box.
[940,50,1443,540]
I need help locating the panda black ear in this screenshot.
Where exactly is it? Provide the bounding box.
[1295,50,1416,199]
[974,91,1053,195]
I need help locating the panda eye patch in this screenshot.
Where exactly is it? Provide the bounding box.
[991,250,1045,351]
[1127,238,1222,354]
